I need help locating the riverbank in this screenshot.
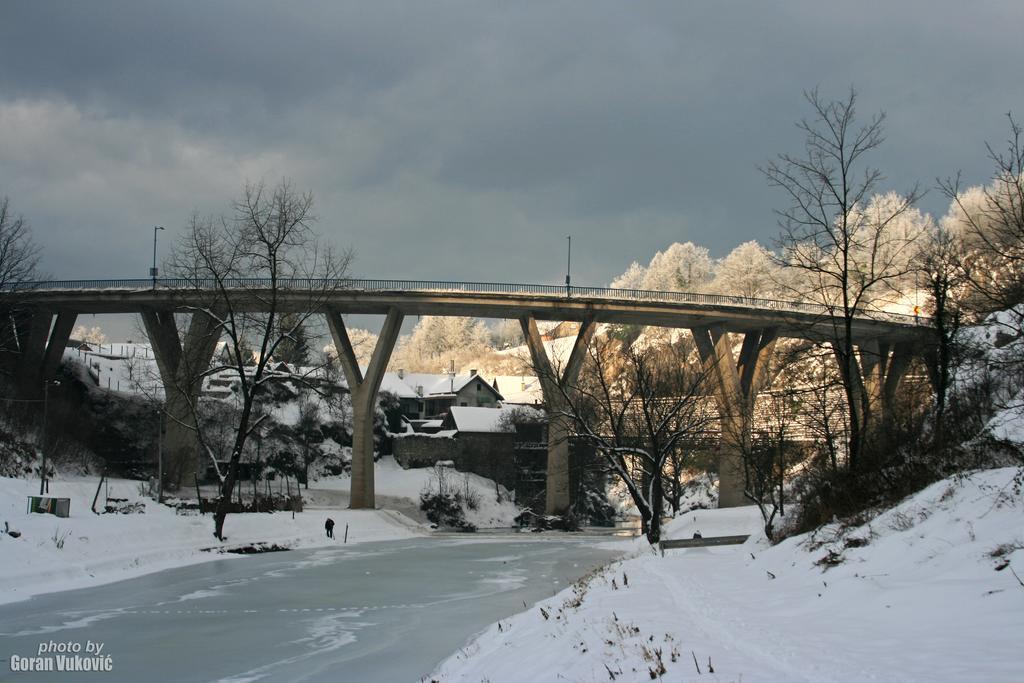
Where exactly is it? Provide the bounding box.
[0,475,426,606]
[433,468,1024,681]
[0,457,529,605]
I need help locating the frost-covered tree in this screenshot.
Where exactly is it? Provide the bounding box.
[390,315,492,372]
[324,327,378,367]
[939,113,1024,318]
[847,192,933,307]
[776,190,927,312]
[489,318,524,350]
[645,242,713,291]
[934,114,1024,427]
[609,242,713,293]
[609,261,646,290]
[72,325,108,346]
[709,240,781,299]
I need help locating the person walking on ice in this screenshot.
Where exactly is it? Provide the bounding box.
[325,518,335,539]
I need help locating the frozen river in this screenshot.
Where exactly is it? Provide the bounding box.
[0,536,620,682]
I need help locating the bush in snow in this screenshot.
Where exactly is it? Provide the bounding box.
[572,486,616,527]
[419,464,477,532]
[419,490,476,532]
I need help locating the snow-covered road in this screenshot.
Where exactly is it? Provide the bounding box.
[0,536,619,682]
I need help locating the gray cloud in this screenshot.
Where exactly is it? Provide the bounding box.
[1,0,1023,342]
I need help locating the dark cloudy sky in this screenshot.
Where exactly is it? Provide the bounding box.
[2,1,1022,337]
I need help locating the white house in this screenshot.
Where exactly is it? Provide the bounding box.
[379,369,504,420]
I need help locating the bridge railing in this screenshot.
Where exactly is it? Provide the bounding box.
[2,277,923,325]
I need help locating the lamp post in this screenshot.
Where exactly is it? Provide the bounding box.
[155,408,164,503]
[40,379,60,495]
[565,235,572,297]
[151,225,165,288]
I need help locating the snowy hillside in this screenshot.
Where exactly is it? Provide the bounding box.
[433,468,1024,682]
[959,308,1024,444]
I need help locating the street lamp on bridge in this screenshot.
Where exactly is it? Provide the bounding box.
[151,225,165,288]
[565,235,571,297]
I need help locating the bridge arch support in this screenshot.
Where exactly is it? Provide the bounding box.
[520,314,596,516]
[326,306,404,509]
[0,310,78,397]
[141,309,222,489]
[855,339,915,424]
[691,324,778,508]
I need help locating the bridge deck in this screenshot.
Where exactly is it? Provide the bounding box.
[2,278,928,342]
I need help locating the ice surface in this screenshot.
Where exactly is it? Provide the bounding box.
[0,538,619,682]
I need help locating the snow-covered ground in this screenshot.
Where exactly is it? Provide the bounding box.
[308,456,523,530]
[433,468,1024,682]
[0,457,521,606]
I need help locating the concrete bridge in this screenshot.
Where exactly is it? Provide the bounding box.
[1,278,930,511]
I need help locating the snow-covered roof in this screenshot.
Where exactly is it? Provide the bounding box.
[378,372,502,400]
[448,405,544,433]
[491,375,543,405]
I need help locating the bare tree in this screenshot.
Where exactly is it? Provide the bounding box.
[167,180,351,540]
[295,391,322,489]
[662,431,715,516]
[939,113,1024,320]
[744,390,800,539]
[780,343,848,475]
[932,113,1024,429]
[0,197,42,358]
[549,334,713,544]
[918,224,967,427]
[763,88,922,472]
[0,197,41,290]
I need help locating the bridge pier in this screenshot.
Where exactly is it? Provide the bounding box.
[853,339,915,430]
[520,315,595,517]
[41,313,78,385]
[142,309,222,490]
[327,306,404,509]
[0,310,78,397]
[691,325,777,509]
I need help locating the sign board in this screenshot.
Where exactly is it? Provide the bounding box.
[27,496,71,518]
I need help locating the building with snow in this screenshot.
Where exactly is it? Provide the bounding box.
[379,369,504,421]
[489,375,543,407]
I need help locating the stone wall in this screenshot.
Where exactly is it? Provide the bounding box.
[393,430,603,516]
[453,433,516,487]
[393,432,517,492]
[393,434,461,469]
